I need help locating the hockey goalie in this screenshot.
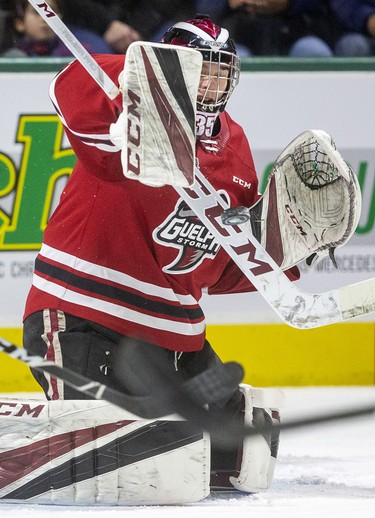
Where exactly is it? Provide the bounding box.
[2,7,361,508]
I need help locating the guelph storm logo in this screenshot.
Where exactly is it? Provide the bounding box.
[153,200,220,273]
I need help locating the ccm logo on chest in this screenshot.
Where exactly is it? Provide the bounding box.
[233,176,252,189]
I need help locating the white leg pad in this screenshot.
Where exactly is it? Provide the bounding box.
[0,398,210,505]
[229,384,284,493]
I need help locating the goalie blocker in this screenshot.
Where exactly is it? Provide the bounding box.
[0,386,283,505]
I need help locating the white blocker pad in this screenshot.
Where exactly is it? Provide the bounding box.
[121,42,202,187]
[0,399,209,505]
[249,129,362,270]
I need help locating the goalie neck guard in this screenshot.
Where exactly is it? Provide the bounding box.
[161,15,240,138]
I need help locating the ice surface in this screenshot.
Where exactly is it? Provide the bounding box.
[0,387,374,518]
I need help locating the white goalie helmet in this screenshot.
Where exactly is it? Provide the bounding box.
[161,15,240,137]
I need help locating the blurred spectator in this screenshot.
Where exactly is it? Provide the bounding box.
[2,0,373,58]
[329,0,375,56]
[209,0,375,57]
[196,0,338,57]
[61,1,195,53]
[62,0,141,53]
[0,0,113,56]
[0,1,213,56]
[106,1,193,44]
[0,1,12,53]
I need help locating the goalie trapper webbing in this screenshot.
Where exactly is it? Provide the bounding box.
[291,134,341,189]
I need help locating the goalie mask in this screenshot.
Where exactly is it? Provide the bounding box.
[161,15,240,138]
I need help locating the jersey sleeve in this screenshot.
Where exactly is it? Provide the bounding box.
[49,55,125,180]
[207,261,300,295]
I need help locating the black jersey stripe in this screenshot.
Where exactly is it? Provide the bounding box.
[35,257,204,321]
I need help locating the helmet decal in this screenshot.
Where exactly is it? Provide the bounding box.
[161,15,240,122]
[171,21,229,47]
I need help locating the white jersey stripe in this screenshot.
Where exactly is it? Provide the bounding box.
[49,70,118,153]
[39,244,198,306]
[41,309,66,400]
[32,274,205,336]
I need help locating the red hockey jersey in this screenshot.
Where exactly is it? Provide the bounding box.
[23,54,284,352]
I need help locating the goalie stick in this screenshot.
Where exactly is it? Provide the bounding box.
[175,162,374,329]
[27,0,375,329]
[27,0,121,105]
[0,336,161,418]
[1,336,374,447]
[0,335,244,438]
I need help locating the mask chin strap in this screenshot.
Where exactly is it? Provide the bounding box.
[196,109,220,139]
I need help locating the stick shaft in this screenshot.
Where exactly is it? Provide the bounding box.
[177,169,375,329]
[27,0,120,102]
[0,337,157,417]
[1,336,374,445]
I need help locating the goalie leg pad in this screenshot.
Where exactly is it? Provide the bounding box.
[0,399,210,505]
[211,385,284,493]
